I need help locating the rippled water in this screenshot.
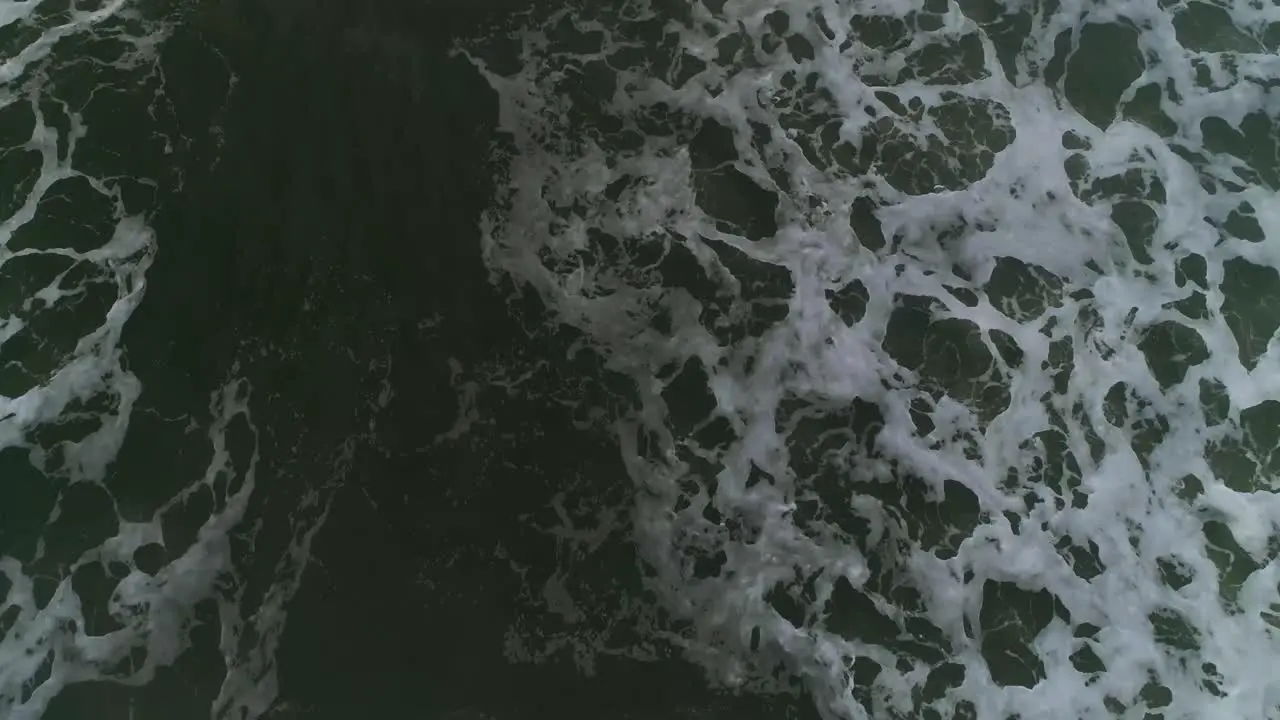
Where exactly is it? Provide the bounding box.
[2,0,1278,718]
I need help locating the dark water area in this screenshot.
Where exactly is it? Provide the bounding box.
[25,0,813,717]
[13,0,1276,715]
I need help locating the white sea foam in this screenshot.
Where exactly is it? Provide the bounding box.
[0,2,320,717]
[464,0,1280,716]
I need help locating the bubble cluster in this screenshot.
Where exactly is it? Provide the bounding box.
[463,0,1280,716]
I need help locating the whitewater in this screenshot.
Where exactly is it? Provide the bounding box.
[461,0,1280,717]
[1,0,1278,718]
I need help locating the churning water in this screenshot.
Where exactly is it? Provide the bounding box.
[3,0,1280,718]
[460,0,1280,717]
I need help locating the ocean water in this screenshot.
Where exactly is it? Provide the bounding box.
[2,0,1279,718]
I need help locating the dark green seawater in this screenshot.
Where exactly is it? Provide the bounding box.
[4,0,1279,718]
[3,0,815,718]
